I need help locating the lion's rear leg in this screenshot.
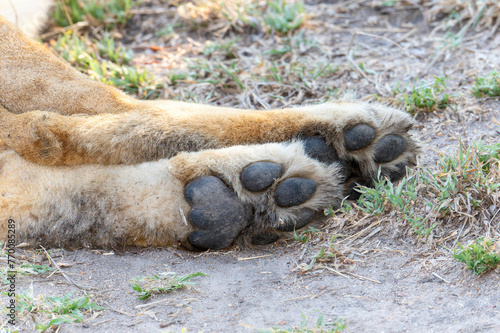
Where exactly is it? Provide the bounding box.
[0,141,343,250]
[169,141,344,249]
[0,146,192,248]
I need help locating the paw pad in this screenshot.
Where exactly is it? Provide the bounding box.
[185,176,252,250]
[374,135,407,163]
[275,177,317,207]
[344,124,376,151]
[241,162,283,192]
[303,136,338,164]
[251,231,280,245]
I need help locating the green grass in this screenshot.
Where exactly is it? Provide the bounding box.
[130,271,207,300]
[52,0,135,28]
[95,32,134,65]
[0,243,54,284]
[472,70,500,97]
[258,313,346,333]
[293,227,321,244]
[398,77,451,114]
[201,39,238,59]
[1,263,54,285]
[454,237,500,275]
[52,32,162,98]
[263,0,306,33]
[346,172,436,237]
[176,0,306,34]
[328,141,500,238]
[3,286,104,332]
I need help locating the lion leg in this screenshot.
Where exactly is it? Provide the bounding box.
[0,141,344,250]
[0,145,192,248]
[0,100,419,200]
[0,15,139,116]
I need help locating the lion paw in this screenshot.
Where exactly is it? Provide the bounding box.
[301,102,419,198]
[177,142,343,249]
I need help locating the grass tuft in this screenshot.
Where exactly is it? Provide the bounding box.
[329,141,500,239]
[51,32,163,98]
[454,237,500,275]
[130,271,207,300]
[472,70,500,97]
[396,77,451,115]
[263,0,306,33]
[52,0,135,28]
[3,286,104,332]
[177,0,306,34]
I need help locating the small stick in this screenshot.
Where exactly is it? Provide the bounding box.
[319,265,349,279]
[92,319,112,326]
[338,220,384,244]
[179,207,188,226]
[40,245,90,290]
[135,298,173,309]
[104,303,134,317]
[343,271,381,284]
[283,294,318,302]
[352,31,413,58]
[432,272,451,284]
[237,254,272,261]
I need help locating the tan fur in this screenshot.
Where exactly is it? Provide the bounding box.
[0,16,420,249]
[0,142,341,248]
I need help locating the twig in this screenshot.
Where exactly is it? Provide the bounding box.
[343,271,381,284]
[179,207,188,226]
[104,303,134,317]
[346,31,414,95]
[237,254,272,261]
[338,220,384,244]
[39,21,89,40]
[352,31,413,58]
[40,245,90,290]
[452,220,467,250]
[318,265,349,279]
[432,272,451,284]
[160,320,180,328]
[135,298,173,309]
[283,293,322,302]
[92,319,112,326]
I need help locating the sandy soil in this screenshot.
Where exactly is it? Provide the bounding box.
[2,1,500,332]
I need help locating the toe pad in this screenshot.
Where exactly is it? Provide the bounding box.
[374,135,407,163]
[275,177,317,207]
[303,136,338,164]
[344,124,376,151]
[185,176,252,250]
[241,162,283,192]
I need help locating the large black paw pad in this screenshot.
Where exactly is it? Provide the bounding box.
[344,124,376,151]
[374,135,407,163]
[275,178,317,207]
[241,162,283,192]
[185,176,252,250]
[303,136,338,164]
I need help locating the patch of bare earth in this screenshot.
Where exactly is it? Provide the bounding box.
[3,1,500,332]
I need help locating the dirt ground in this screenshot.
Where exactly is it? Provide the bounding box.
[2,0,500,332]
